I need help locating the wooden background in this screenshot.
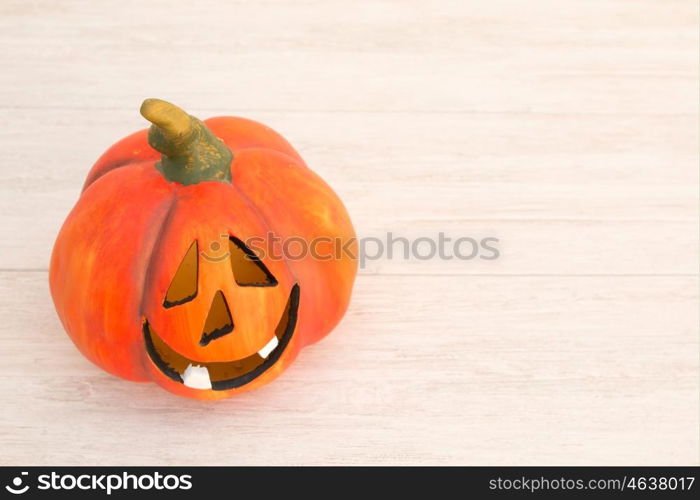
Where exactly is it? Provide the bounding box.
[0,0,697,465]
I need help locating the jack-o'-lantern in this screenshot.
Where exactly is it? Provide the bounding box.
[49,99,357,400]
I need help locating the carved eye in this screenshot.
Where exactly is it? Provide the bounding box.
[228,236,277,287]
[164,241,198,308]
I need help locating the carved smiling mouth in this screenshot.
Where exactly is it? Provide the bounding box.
[144,284,299,391]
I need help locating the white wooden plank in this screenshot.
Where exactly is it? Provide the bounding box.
[0,109,697,273]
[0,0,696,114]
[0,271,696,465]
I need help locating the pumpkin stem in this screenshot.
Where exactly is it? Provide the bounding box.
[140,98,233,185]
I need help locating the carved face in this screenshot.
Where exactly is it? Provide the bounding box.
[143,235,299,391]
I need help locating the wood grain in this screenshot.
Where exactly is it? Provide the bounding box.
[1,272,697,465]
[0,0,697,465]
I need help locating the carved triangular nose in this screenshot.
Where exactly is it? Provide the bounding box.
[199,290,234,346]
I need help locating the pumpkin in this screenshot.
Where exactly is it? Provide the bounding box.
[49,99,357,400]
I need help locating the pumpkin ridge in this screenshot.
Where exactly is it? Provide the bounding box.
[136,192,180,331]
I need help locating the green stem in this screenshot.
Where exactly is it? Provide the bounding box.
[140,98,233,185]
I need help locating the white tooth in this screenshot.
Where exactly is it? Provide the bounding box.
[182,364,212,390]
[257,336,279,358]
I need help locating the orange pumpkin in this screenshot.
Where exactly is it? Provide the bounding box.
[49,99,357,400]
